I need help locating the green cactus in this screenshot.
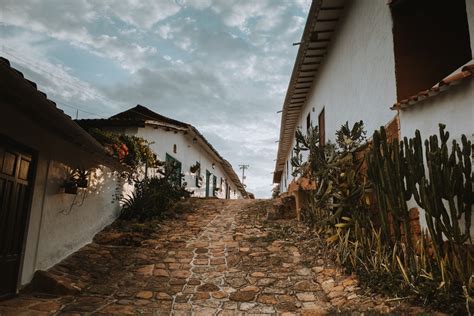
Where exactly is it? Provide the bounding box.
[367,126,417,267]
[368,123,473,295]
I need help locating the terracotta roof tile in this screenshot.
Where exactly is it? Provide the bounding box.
[0,56,127,171]
[392,63,474,110]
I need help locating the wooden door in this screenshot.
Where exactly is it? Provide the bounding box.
[205,170,211,197]
[212,175,217,197]
[165,153,182,187]
[225,181,230,199]
[318,108,325,146]
[0,139,34,299]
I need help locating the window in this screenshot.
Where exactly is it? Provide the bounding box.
[306,112,311,132]
[173,144,177,154]
[390,0,472,100]
[318,108,325,146]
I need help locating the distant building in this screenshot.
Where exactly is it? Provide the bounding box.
[77,105,247,199]
[0,57,130,297]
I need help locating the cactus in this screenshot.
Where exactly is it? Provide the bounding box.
[368,123,473,297]
[367,126,417,267]
[418,125,472,249]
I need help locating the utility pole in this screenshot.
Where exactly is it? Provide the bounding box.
[239,164,249,186]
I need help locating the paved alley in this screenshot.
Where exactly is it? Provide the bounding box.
[0,199,418,315]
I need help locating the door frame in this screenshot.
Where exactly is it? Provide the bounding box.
[0,133,38,300]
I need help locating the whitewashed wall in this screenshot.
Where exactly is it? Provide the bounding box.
[21,161,129,285]
[133,125,242,199]
[0,104,131,287]
[467,0,474,55]
[399,79,474,238]
[280,0,397,191]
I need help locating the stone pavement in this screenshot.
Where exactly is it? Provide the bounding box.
[0,199,421,315]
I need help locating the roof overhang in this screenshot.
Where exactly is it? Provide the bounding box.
[187,126,248,198]
[273,0,347,183]
[0,57,128,171]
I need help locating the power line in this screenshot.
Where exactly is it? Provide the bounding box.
[1,47,119,119]
[0,47,112,104]
[55,100,111,118]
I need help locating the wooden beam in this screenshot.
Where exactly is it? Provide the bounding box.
[295,81,312,86]
[315,29,335,34]
[306,54,325,58]
[320,6,344,11]
[306,47,326,51]
[317,18,339,22]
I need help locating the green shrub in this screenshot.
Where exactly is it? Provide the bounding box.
[120,160,191,221]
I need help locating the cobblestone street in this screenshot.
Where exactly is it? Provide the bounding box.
[0,199,421,315]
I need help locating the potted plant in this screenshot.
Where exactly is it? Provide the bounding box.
[76,168,89,188]
[190,162,200,174]
[63,168,78,194]
[197,175,203,188]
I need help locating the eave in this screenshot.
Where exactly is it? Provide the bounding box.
[273,0,347,183]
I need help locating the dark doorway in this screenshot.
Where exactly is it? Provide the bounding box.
[0,137,35,299]
[212,175,217,197]
[205,170,211,197]
[165,153,182,187]
[318,108,325,146]
[225,181,230,199]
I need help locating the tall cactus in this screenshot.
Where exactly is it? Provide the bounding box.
[367,126,416,265]
[418,125,472,249]
[368,123,473,290]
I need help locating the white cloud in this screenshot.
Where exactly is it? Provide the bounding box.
[101,0,181,29]
[176,37,194,52]
[156,24,173,39]
[0,0,309,197]
[0,32,117,117]
[0,0,159,72]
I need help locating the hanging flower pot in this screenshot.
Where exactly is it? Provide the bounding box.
[76,168,89,188]
[64,181,78,194]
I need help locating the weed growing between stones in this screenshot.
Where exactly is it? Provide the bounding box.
[291,121,473,314]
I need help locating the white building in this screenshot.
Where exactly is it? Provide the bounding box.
[78,105,247,200]
[274,0,474,193]
[0,57,131,297]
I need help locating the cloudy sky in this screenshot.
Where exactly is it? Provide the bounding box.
[0,0,310,197]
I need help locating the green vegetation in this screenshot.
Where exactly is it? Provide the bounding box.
[87,128,157,170]
[120,160,191,221]
[291,122,473,314]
